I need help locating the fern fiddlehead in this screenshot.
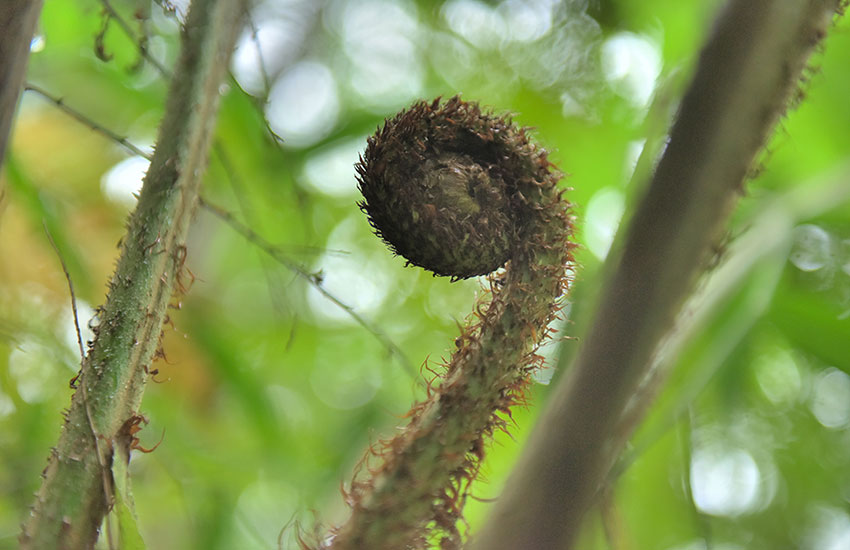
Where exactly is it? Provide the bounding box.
[325,96,574,549]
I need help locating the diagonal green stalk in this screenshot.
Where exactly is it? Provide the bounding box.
[20,0,245,547]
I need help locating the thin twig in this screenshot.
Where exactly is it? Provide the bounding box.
[679,409,713,547]
[237,12,286,144]
[103,0,285,145]
[102,0,285,151]
[43,221,85,360]
[247,13,272,98]
[213,142,293,320]
[213,145,347,254]
[227,73,286,145]
[25,84,152,159]
[199,196,418,379]
[99,0,171,78]
[25,86,372,373]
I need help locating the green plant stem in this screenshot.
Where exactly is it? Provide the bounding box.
[469,1,842,549]
[20,0,245,547]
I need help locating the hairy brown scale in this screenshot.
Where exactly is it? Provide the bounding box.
[356,96,557,279]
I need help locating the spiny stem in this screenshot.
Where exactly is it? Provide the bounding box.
[21,0,246,546]
[43,224,115,548]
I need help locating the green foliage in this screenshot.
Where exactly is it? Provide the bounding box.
[112,442,147,550]
[1,0,848,548]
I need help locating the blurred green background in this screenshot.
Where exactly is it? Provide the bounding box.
[1,0,849,548]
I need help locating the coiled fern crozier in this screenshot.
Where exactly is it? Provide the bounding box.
[320,96,575,549]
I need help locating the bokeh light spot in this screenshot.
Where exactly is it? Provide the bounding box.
[0,391,15,418]
[306,216,391,324]
[805,506,850,550]
[62,301,95,357]
[442,0,506,50]
[584,187,625,260]
[754,347,802,407]
[790,224,832,272]
[101,156,149,207]
[602,32,661,108]
[498,0,555,43]
[811,367,850,429]
[341,0,423,109]
[841,238,850,276]
[232,22,293,95]
[266,61,339,148]
[691,446,762,517]
[300,137,364,199]
[30,34,45,52]
[8,340,56,404]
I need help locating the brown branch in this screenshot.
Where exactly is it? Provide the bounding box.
[0,0,44,168]
[469,1,843,548]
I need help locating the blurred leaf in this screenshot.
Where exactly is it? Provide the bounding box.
[769,279,850,373]
[112,447,147,550]
[2,154,91,291]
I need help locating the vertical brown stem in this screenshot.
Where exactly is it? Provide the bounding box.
[0,0,44,169]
